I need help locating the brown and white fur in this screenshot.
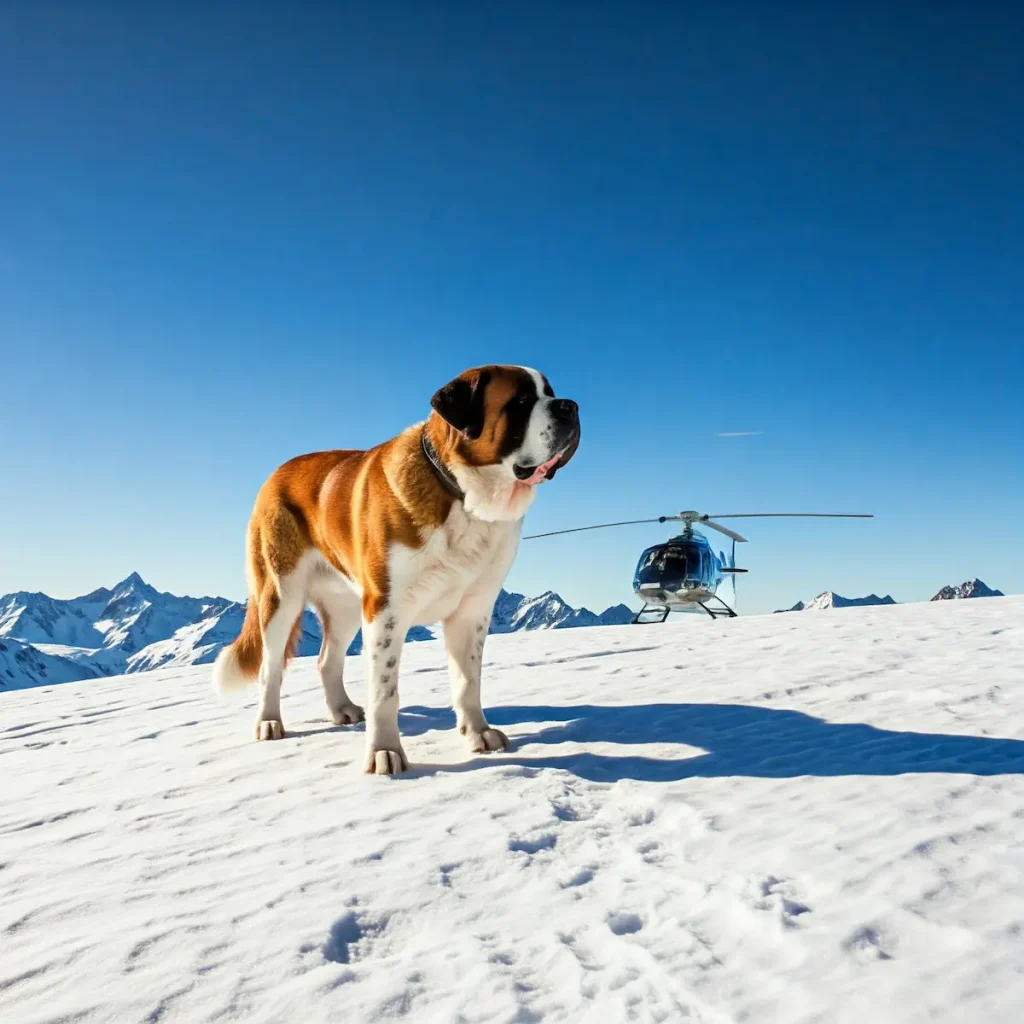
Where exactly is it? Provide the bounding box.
[212,365,580,774]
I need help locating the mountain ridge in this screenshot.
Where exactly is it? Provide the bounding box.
[0,573,634,692]
[776,579,1003,613]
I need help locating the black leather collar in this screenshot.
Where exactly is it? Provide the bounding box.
[421,429,465,502]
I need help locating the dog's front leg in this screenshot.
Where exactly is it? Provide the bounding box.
[360,604,409,775]
[444,598,509,755]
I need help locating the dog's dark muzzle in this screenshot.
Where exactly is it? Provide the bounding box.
[546,400,580,479]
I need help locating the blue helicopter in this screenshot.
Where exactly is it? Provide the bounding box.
[525,511,873,622]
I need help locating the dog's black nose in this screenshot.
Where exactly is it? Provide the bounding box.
[550,398,578,422]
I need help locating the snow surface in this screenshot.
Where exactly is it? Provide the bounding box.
[3,597,1024,1023]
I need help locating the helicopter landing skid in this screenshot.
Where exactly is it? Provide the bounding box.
[697,596,737,619]
[632,603,671,625]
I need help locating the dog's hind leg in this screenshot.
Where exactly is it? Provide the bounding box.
[254,575,306,741]
[312,588,365,726]
[251,504,312,741]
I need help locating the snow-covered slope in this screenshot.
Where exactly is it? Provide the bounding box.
[777,591,898,612]
[0,636,101,690]
[0,575,633,691]
[0,589,107,647]
[931,578,1004,601]
[3,598,1024,1022]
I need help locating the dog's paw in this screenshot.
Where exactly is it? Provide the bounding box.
[330,703,365,726]
[363,746,409,775]
[255,719,285,741]
[465,727,510,754]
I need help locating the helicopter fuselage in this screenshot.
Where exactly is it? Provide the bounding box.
[632,529,728,609]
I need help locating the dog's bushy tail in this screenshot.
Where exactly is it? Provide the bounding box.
[212,599,263,693]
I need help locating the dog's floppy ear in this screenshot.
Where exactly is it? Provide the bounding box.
[431,370,490,440]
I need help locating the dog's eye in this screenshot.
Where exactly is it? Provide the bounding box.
[506,395,533,417]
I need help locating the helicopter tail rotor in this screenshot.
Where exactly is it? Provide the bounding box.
[718,539,740,610]
[717,541,736,574]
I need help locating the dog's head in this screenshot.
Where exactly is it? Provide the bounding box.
[429,365,580,521]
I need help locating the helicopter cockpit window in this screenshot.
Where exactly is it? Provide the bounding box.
[635,544,705,589]
[639,549,661,571]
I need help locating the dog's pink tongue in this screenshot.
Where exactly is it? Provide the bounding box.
[523,454,561,485]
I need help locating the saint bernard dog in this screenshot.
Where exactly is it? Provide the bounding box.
[213,365,580,774]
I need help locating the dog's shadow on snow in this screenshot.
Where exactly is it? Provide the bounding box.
[398,703,1024,781]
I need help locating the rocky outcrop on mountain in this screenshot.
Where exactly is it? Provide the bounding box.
[930,579,1004,601]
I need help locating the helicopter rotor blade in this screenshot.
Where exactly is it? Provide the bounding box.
[522,516,673,540]
[699,518,749,543]
[706,513,874,520]
[523,512,873,541]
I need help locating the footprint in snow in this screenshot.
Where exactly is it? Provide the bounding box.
[748,875,812,926]
[560,867,596,888]
[627,808,656,827]
[607,911,644,936]
[844,925,894,962]
[437,862,460,887]
[551,803,582,822]
[637,839,662,864]
[321,910,390,965]
[508,833,557,855]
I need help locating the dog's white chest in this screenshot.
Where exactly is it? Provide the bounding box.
[390,506,519,625]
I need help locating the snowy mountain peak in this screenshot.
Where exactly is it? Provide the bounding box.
[930,579,1004,601]
[108,571,159,601]
[489,588,633,633]
[776,592,897,613]
[806,591,897,611]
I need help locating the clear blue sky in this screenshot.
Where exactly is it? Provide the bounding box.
[2,3,1022,615]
